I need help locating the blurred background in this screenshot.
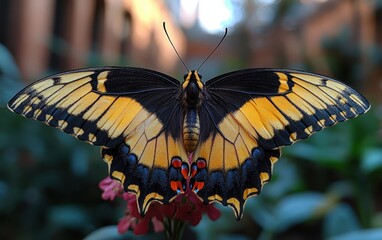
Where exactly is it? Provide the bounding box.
[0,0,382,239]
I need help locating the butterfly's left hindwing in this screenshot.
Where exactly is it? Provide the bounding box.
[191,69,370,219]
[8,67,188,213]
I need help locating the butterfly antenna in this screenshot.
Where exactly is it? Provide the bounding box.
[163,22,189,72]
[197,27,228,72]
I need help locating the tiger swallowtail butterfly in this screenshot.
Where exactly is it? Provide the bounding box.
[8,24,370,220]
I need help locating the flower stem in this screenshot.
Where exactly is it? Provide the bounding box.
[164,217,186,240]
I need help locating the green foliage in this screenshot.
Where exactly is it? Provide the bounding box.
[0,44,23,105]
[2,1,382,238]
[0,106,121,239]
[0,54,119,238]
[84,226,164,240]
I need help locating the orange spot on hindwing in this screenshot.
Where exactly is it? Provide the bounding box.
[169,157,189,194]
[190,158,207,192]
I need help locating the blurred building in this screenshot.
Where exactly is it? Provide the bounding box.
[186,0,379,101]
[248,0,376,92]
[0,0,186,81]
[0,0,380,104]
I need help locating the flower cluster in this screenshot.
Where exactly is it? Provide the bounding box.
[99,176,221,235]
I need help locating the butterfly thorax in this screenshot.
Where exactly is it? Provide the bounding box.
[181,70,204,108]
[181,71,204,153]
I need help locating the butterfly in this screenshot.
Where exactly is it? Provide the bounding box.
[7,23,370,220]
[7,65,370,220]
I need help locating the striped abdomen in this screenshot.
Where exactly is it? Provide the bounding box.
[183,109,200,153]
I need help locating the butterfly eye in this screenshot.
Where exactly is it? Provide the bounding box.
[198,74,202,79]
[183,74,188,80]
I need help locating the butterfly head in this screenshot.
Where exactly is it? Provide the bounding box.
[182,70,204,90]
[181,70,204,107]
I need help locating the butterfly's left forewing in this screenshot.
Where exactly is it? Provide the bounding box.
[192,69,370,219]
[8,67,188,213]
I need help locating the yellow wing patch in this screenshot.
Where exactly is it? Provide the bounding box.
[195,114,258,172]
[7,70,163,148]
[230,72,370,149]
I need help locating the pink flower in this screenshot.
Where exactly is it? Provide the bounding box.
[162,188,219,226]
[117,215,136,233]
[99,176,221,235]
[98,177,123,201]
[151,216,165,232]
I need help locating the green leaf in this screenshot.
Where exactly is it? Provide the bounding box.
[84,226,164,240]
[84,226,122,240]
[283,123,356,170]
[250,192,326,233]
[0,44,22,105]
[323,204,360,238]
[261,158,300,200]
[247,199,276,230]
[272,192,325,231]
[217,235,251,240]
[193,208,240,240]
[361,148,382,173]
[329,229,382,240]
[47,205,91,228]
